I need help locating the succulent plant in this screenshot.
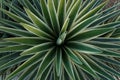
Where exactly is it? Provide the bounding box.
[0,0,120,80]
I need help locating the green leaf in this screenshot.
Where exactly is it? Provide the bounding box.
[94,56,120,66]
[48,0,60,35]
[67,0,82,30]
[76,0,107,23]
[4,37,48,46]
[83,55,116,80]
[0,53,19,66]
[60,18,69,33]
[64,47,82,65]
[57,0,66,27]
[93,21,120,28]
[53,0,59,11]
[56,48,62,77]
[66,0,77,14]
[18,62,39,80]
[76,0,98,20]
[56,32,67,45]
[40,0,53,29]
[100,3,120,16]
[101,49,120,57]
[90,9,120,27]
[0,26,34,37]
[32,0,42,14]
[67,42,102,54]
[24,8,53,35]
[91,57,120,77]
[0,9,31,24]
[69,28,113,41]
[74,66,86,80]
[76,54,98,79]
[28,69,38,80]
[3,2,30,22]
[22,0,43,19]
[87,41,120,49]
[68,14,98,38]
[20,23,52,39]
[40,64,53,80]
[91,0,103,9]
[92,37,120,42]
[36,48,56,79]
[0,45,30,53]
[6,51,46,80]
[73,65,81,80]
[69,9,120,39]
[0,19,22,29]
[116,16,120,21]
[0,55,31,71]
[63,51,75,80]
[78,0,91,12]
[0,41,17,47]
[21,42,53,55]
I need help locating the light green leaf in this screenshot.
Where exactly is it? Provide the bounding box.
[63,51,75,80]
[32,0,42,14]
[57,0,66,27]
[87,41,120,49]
[66,0,77,14]
[0,53,19,66]
[78,0,91,12]
[0,55,31,71]
[36,48,56,79]
[56,32,67,45]
[60,18,69,33]
[69,28,113,41]
[90,9,120,27]
[6,51,46,80]
[4,37,48,45]
[73,65,81,80]
[0,9,31,24]
[76,54,98,79]
[0,19,22,29]
[18,62,39,80]
[28,69,38,80]
[93,21,120,28]
[48,0,60,35]
[20,23,52,39]
[40,0,53,29]
[101,49,120,57]
[40,64,53,80]
[22,0,43,19]
[3,2,30,21]
[24,8,53,35]
[67,0,82,30]
[0,26,34,37]
[76,0,98,20]
[91,56,120,77]
[76,0,107,23]
[68,14,98,37]
[64,47,82,64]
[83,55,116,80]
[67,42,102,54]
[116,16,120,21]
[53,0,59,11]
[0,41,17,47]
[0,45,30,53]
[94,56,120,66]
[92,37,120,42]
[56,48,62,77]
[21,42,53,55]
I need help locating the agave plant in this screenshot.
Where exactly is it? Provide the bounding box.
[0,0,120,80]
